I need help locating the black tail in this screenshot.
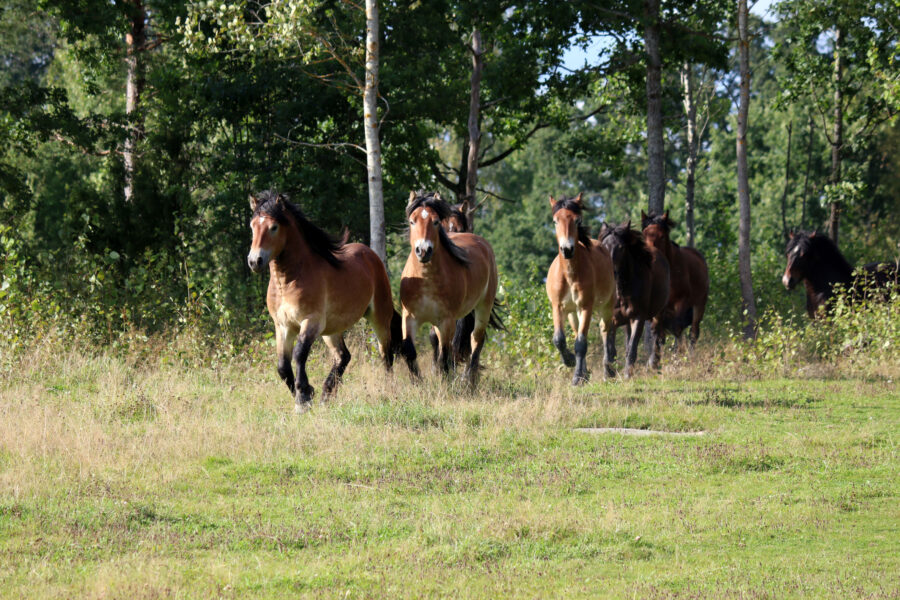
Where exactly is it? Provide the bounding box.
[489,298,508,332]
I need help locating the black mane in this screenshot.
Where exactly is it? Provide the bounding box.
[641,211,673,233]
[551,197,592,247]
[252,190,345,268]
[407,192,470,265]
[600,222,654,295]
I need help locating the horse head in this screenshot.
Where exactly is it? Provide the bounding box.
[782,230,815,289]
[550,192,587,260]
[248,191,290,272]
[407,191,455,264]
[641,209,674,251]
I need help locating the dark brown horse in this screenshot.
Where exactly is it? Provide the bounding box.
[641,210,709,349]
[400,192,503,384]
[445,198,484,233]
[546,193,617,384]
[783,230,899,317]
[599,221,670,377]
[247,191,401,413]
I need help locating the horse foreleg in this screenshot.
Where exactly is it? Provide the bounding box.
[572,307,592,386]
[552,305,575,368]
[429,327,440,369]
[452,312,475,365]
[322,334,351,399]
[401,312,420,380]
[435,319,457,377]
[293,320,322,413]
[598,306,616,379]
[276,325,298,397]
[624,319,645,380]
[648,319,663,370]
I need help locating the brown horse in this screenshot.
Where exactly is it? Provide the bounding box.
[783,230,899,318]
[429,197,484,365]
[599,221,670,378]
[247,191,401,413]
[546,193,617,384]
[641,210,709,350]
[400,191,503,384]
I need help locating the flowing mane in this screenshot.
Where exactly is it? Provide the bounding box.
[406,192,470,266]
[251,190,346,268]
[551,196,593,246]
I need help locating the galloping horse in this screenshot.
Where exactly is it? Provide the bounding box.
[599,221,670,378]
[400,191,503,384]
[429,197,483,365]
[641,210,709,349]
[783,230,899,318]
[247,191,401,413]
[546,193,617,384]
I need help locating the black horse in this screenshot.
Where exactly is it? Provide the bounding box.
[599,221,671,378]
[782,230,899,318]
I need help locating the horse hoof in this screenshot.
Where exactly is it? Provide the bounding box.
[562,353,576,368]
[295,385,315,406]
[571,373,588,386]
[605,365,616,379]
[294,400,312,415]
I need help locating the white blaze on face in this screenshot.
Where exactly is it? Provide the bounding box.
[421,209,430,220]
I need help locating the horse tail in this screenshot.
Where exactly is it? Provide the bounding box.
[489,298,508,332]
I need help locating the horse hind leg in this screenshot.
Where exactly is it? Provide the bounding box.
[452,312,475,365]
[276,325,298,397]
[322,334,351,399]
[624,319,645,379]
[598,305,616,379]
[464,313,490,387]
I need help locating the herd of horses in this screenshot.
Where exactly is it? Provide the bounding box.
[247,189,898,412]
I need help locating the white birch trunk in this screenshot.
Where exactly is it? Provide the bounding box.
[736,0,757,339]
[364,0,386,262]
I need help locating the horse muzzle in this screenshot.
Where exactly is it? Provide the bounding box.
[782,273,795,289]
[560,245,574,260]
[247,249,271,273]
[415,241,434,263]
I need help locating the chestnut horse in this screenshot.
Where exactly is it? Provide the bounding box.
[429,197,483,365]
[546,193,617,384]
[400,192,503,384]
[641,210,709,349]
[783,230,899,318]
[599,221,670,378]
[247,191,401,413]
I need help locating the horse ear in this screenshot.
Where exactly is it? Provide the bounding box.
[548,195,556,208]
[664,209,670,222]
[459,199,470,214]
[574,192,583,206]
[624,218,631,230]
[599,222,609,236]
[433,191,443,202]
[407,190,417,205]
[641,209,648,220]
[810,231,817,238]
[276,192,287,207]
[249,194,259,213]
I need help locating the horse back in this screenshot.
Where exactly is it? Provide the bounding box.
[854,261,900,298]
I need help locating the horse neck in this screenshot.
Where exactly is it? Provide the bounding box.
[616,247,646,299]
[269,223,314,279]
[806,251,853,297]
[561,242,588,282]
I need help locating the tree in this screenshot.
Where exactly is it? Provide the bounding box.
[736,0,756,338]
[776,0,899,246]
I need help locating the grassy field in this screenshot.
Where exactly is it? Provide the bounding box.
[0,334,898,599]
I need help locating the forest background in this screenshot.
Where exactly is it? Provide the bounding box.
[0,0,898,354]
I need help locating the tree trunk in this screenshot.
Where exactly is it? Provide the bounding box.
[124,0,146,204]
[801,114,813,230]
[780,119,792,239]
[827,26,843,246]
[465,28,483,204]
[681,61,698,247]
[364,0,386,263]
[736,0,757,339]
[644,0,665,215]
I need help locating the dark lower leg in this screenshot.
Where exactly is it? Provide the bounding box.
[452,313,474,364]
[553,328,575,368]
[625,320,645,376]
[603,326,617,378]
[323,340,351,397]
[572,334,588,385]
[277,355,295,395]
[293,334,317,405]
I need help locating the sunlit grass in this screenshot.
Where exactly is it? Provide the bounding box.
[0,331,897,598]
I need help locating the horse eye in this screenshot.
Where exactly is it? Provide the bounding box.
[409,220,415,226]
[269,224,278,233]
[433,221,439,227]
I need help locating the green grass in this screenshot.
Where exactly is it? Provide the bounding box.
[0,338,897,599]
